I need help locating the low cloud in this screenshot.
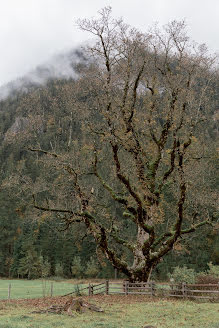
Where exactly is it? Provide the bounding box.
[0,48,87,100]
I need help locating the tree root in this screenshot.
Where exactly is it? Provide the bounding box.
[31,297,104,316]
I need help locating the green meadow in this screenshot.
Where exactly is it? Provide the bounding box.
[0,279,85,300]
[0,296,219,328]
[0,280,218,327]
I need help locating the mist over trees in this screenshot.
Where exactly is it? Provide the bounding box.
[0,8,218,280]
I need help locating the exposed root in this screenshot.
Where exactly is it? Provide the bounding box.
[31,297,104,316]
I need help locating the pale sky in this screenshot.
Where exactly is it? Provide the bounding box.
[0,0,219,87]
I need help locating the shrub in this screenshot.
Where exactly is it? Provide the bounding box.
[196,262,219,285]
[168,266,196,284]
[207,262,219,277]
[196,274,219,285]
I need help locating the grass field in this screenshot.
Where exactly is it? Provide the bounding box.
[0,295,219,328]
[0,279,87,300]
[0,279,218,327]
[0,279,127,300]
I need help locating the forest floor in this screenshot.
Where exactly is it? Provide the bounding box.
[0,294,219,328]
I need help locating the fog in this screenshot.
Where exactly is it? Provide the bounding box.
[0,0,218,98]
[0,49,86,100]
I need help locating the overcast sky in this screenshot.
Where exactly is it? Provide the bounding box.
[0,0,219,87]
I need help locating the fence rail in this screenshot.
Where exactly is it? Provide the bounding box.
[67,281,219,301]
[1,281,219,301]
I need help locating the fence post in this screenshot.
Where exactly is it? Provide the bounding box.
[125,281,128,295]
[89,284,93,296]
[50,282,54,297]
[151,281,155,297]
[106,280,109,295]
[170,279,174,297]
[8,283,11,301]
[176,283,180,297]
[184,283,188,298]
[123,280,128,295]
[182,282,186,299]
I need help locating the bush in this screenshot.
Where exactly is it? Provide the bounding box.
[168,266,196,284]
[196,262,219,285]
[196,274,219,285]
[207,262,219,277]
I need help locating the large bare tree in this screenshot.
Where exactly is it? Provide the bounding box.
[32,8,218,281]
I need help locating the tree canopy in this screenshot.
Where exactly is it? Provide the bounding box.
[0,8,218,281]
[30,8,218,281]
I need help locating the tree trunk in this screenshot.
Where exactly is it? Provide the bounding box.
[130,227,152,282]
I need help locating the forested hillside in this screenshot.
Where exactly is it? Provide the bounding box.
[0,66,108,278]
[0,20,218,280]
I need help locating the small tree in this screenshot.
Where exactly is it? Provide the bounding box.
[18,248,41,279]
[31,8,218,281]
[85,256,99,278]
[39,256,51,278]
[55,263,64,277]
[71,256,84,278]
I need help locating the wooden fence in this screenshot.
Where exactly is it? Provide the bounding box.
[65,281,219,301]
